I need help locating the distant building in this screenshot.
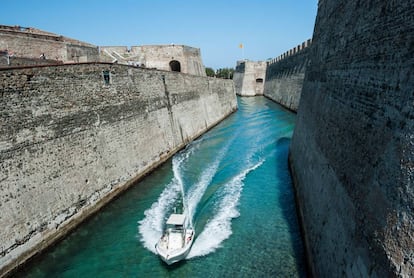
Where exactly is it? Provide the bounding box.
[0,25,99,66]
[0,25,206,76]
[233,60,267,96]
[99,45,206,76]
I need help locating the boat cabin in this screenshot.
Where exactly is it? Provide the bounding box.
[166,214,186,231]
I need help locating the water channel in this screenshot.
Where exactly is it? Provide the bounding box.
[17,96,306,277]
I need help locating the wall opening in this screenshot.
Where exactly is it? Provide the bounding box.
[256,78,263,83]
[103,70,111,85]
[169,60,181,72]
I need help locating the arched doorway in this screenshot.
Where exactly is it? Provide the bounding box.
[169,60,181,72]
[255,78,264,95]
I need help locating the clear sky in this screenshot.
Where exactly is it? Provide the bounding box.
[1,0,318,69]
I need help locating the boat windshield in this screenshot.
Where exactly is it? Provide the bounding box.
[166,224,183,232]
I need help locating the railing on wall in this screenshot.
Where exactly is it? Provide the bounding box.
[267,39,312,65]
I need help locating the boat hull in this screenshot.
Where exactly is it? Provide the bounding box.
[155,229,194,265]
[155,243,192,265]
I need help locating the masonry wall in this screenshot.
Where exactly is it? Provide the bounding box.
[0,56,62,67]
[0,63,236,276]
[100,45,206,76]
[233,60,267,96]
[0,27,99,63]
[263,47,310,111]
[290,1,414,276]
[232,61,245,95]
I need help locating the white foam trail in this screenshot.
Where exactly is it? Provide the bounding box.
[187,159,264,258]
[138,140,201,253]
[138,179,181,253]
[173,139,205,227]
[185,136,235,225]
[138,133,266,258]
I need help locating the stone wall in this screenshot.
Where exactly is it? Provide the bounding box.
[263,41,311,111]
[233,60,267,96]
[0,56,63,67]
[290,1,414,277]
[263,48,310,111]
[0,25,99,63]
[100,45,206,76]
[0,63,236,276]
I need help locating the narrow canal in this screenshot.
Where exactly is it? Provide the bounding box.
[17,96,306,277]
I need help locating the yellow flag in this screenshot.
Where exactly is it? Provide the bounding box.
[239,43,243,49]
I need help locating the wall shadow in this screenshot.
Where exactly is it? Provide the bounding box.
[275,137,308,278]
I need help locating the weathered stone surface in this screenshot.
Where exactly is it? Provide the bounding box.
[100,45,206,76]
[233,60,267,96]
[263,46,311,111]
[0,25,99,63]
[290,0,414,277]
[0,63,236,276]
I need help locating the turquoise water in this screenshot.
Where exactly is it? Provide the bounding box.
[16,97,306,277]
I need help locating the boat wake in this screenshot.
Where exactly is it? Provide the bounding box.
[187,159,263,258]
[138,141,201,253]
[138,134,265,259]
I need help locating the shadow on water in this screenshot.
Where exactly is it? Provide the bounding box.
[275,137,308,278]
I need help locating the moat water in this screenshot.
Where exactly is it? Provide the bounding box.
[17,97,306,277]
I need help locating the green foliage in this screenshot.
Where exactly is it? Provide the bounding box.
[215,68,234,79]
[205,67,215,77]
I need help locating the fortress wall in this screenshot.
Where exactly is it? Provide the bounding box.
[181,46,206,77]
[233,61,267,96]
[138,45,206,76]
[0,28,99,63]
[0,63,236,276]
[100,45,206,76]
[263,46,310,111]
[232,62,244,96]
[0,56,62,67]
[0,31,66,61]
[290,1,414,276]
[66,44,100,63]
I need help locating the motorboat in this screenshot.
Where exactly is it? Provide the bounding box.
[155,213,194,265]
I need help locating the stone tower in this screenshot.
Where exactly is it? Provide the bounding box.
[233,60,267,96]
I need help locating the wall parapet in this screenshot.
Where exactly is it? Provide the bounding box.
[267,39,312,65]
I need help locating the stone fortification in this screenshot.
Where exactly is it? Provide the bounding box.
[100,45,206,76]
[290,0,413,276]
[0,63,236,276]
[233,60,267,96]
[0,54,63,67]
[0,25,99,64]
[263,40,311,111]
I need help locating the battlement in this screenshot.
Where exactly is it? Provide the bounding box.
[267,39,312,65]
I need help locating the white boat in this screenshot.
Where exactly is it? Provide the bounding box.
[155,213,194,265]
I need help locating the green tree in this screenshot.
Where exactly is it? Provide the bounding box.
[215,68,234,79]
[205,67,215,77]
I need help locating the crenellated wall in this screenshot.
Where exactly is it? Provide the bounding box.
[263,46,310,111]
[0,63,236,276]
[263,40,311,111]
[289,0,414,276]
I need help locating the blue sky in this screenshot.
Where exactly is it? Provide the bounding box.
[1,0,318,69]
